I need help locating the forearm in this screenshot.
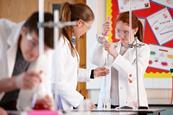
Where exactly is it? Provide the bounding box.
[92,44,108,66]
[78,68,91,82]
[0,77,17,93]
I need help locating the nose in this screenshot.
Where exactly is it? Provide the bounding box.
[117,31,126,39]
[30,47,39,60]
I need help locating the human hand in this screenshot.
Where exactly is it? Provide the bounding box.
[88,103,96,110]
[97,34,108,45]
[102,17,111,36]
[79,99,96,111]
[104,42,118,58]
[0,107,7,115]
[33,95,54,110]
[94,67,109,78]
[97,18,111,45]
[14,70,42,89]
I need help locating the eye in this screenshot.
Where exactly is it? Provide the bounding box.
[124,31,129,35]
[32,42,37,47]
[117,29,120,33]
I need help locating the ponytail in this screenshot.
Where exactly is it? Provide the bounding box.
[60,2,71,22]
[60,2,76,56]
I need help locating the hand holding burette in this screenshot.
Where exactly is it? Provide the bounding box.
[97,17,111,45]
[97,18,119,59]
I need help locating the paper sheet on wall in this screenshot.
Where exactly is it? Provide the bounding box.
[152,0,173,9]
[118,0,150,13]
[147,8,173,45]
[149,44,173,71]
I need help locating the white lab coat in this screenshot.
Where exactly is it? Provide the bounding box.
[0,19,53,110]
[92,40,150,109]
[52,36,91,110]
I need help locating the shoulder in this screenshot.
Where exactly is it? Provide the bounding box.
[0,19,16,29]
[141,43,150,51]
[138,43,150,57]
[57,35,68,46]
[55,35,70,56]
[0,19,21,41]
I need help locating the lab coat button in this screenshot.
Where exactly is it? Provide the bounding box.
[128,74,133,83]
[129,74,132,77]
[128,78,133,83]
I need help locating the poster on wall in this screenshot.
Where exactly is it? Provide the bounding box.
[152,0,173,9]
[149,44,173,71]
[118,0,150,12]
[147,8,173,45]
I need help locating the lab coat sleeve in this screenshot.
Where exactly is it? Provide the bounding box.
[92,43,115,66]
[17,52,53,111]
[54,47,83,108]
[77,68,92,82]
[0,19,15,39]
[0,19,13,57]
[56,80,84,108]
[0,19,16,99]
[112,44,150,80]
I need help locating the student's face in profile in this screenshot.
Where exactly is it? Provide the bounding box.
[20,28,49,62]
[73,19,93,38]
[115,21,137,45]
[20,29,39,62]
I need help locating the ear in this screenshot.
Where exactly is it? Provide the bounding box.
[76,19,84,28]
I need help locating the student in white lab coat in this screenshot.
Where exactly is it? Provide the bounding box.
[92,12,150,109]
[0,12,54,110]
[53,2,109,110]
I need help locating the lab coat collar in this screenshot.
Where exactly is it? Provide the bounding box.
[117,39,143,64]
